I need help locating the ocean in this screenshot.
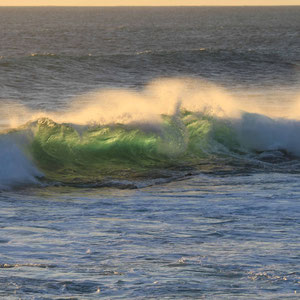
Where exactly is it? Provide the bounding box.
[0,6,299,299]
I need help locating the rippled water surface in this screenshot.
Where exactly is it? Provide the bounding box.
[0,174,299,299]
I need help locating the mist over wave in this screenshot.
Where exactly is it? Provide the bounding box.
[2,77,300,127]
[1,78,300,189]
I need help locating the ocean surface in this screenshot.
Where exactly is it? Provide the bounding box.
[0,6,299,299]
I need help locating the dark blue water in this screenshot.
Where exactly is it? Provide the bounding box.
[0,7,299,299]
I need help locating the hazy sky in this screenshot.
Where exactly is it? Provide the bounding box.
[1,1,300,6]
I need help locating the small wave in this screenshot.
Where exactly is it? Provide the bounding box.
[30,52,57,57]
[247,270,294,284]
[136,50,153,55]
[0,263,55,269]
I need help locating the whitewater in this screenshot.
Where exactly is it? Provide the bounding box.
[0,6,299,299]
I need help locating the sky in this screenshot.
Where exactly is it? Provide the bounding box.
[0,1,299,6]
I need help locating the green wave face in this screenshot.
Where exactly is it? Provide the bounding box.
[182,111,241,156]
[28,112,241,184]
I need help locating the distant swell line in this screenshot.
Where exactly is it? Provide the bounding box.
[0,48,295,67]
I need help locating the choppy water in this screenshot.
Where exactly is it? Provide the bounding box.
[0,6,299,299]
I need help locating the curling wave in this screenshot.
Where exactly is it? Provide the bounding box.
[1,78,300,189]
[1,110,300,190]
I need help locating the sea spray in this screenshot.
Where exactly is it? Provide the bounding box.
[2,78,300,129]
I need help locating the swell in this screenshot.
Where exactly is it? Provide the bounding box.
[0,48,297,67]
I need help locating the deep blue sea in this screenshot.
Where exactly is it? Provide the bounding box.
[0,7,299,299]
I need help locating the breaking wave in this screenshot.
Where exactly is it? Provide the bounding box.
[1,78,300,189]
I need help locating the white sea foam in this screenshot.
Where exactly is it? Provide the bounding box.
[0,133,42,190]
[235,113,300,156]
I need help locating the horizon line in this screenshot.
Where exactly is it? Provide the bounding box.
[0,5,300,7]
